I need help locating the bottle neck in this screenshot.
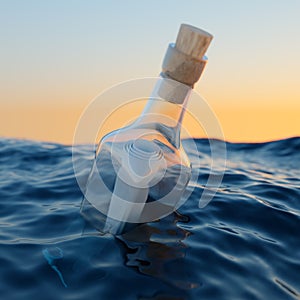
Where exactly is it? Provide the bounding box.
[135,76,192,148]
[133,40,209,148]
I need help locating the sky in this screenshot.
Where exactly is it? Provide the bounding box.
[1,0,300,144]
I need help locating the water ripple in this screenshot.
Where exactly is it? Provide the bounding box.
[0,137,300,299]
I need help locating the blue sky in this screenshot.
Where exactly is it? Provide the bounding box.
[1,0,300,142]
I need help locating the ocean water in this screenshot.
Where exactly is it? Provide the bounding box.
[1,137,300,300]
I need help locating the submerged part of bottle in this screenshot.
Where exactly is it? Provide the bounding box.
[81,24,213,235]
[81,126,191,235]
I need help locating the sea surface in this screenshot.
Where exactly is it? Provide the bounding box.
[1,137,300,300]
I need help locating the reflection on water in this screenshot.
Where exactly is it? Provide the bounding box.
[116,212,196,299]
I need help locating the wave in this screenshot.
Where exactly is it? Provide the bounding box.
[0,137,299,299]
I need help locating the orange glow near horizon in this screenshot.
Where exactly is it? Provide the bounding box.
[1,101,299,145]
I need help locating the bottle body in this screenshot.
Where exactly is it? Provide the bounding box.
[81,77,192,235]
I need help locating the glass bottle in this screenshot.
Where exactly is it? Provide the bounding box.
[81,24,213,235]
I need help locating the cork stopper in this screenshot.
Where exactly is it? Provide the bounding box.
[175,24,213,60]
[161,24,213,87]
